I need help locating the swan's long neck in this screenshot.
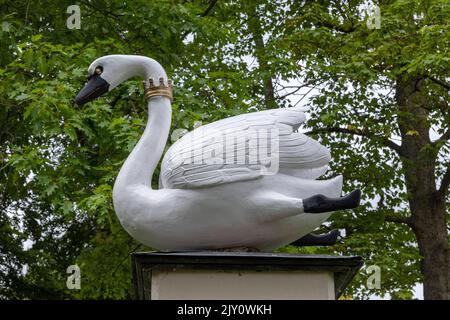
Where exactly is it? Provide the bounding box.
[112,57,172,194]
[115,97,172,190]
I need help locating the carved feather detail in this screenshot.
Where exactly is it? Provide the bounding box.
[160,106,331,189]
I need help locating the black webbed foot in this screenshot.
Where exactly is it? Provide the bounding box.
[290,229,340,247]
[303,189,361,214]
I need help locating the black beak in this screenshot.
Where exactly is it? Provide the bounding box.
[75,75,110,106]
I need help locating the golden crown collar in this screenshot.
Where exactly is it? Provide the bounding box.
[144,77,173,102]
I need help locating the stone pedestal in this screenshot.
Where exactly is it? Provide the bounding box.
[131,251,362,300]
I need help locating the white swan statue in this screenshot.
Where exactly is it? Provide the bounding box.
[75,55,360,251]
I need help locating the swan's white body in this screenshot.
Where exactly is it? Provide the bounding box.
[89,55,342,251]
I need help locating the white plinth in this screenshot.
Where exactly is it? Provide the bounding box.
[132,252,362,300]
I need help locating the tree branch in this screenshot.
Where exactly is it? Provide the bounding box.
[307,127,403,156]
[438,165,450,197]
[80,0,123,19]
[201,0,218,17]
[385,214,413,226]
[434,129,450,145]
[111,243,144,276]
[277,86,303,99]
[247,2,276,108]
[427,76,450,91]
[277,83,317,100]
[319,20,357,34]
[109,94,122,108]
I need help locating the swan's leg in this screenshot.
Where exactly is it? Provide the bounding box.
[290,229,340,247]
[251,191,305,222]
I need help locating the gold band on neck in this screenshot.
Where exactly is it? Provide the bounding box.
[144,78,173,102]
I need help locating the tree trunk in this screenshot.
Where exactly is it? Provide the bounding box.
[246,2,276,109]
[396,77,449,299]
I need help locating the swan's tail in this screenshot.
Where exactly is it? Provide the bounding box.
[314,175,343,198]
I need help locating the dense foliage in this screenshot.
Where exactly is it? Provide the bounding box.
[1,0,448,299]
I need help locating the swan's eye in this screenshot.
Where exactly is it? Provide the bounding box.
[95,66,103,75]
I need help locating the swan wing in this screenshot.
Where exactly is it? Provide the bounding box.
[160,106,330,189]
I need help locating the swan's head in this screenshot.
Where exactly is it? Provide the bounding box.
[75,55,167,106]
